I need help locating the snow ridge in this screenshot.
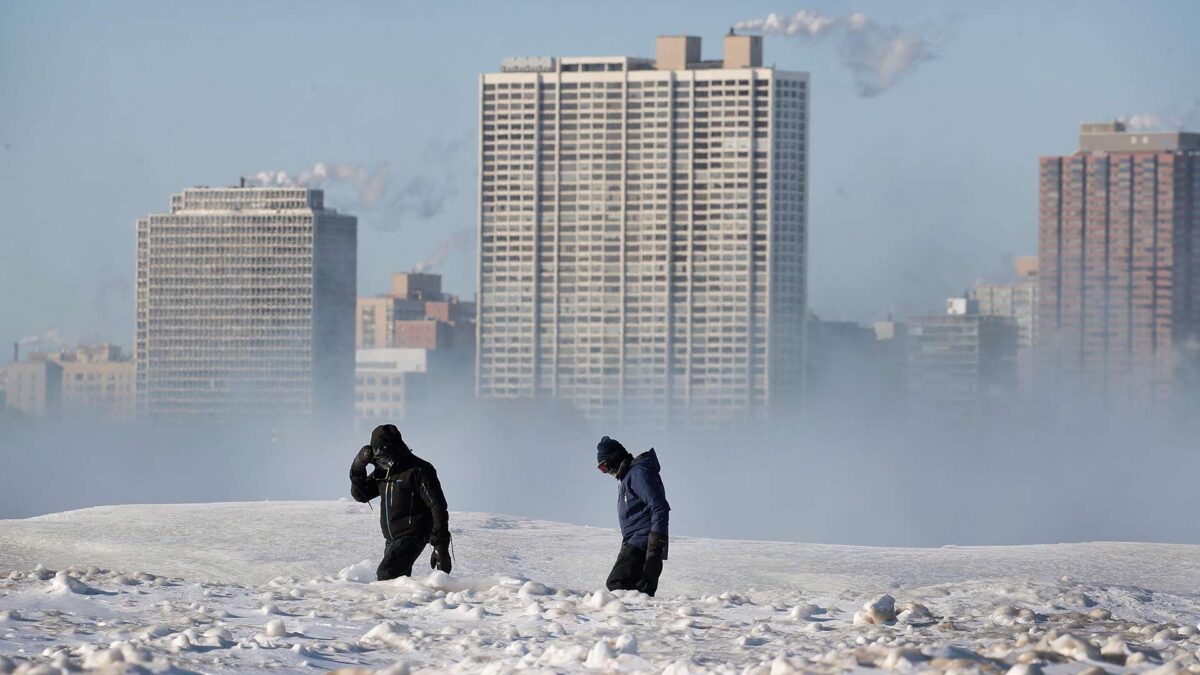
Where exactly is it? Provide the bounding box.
[0,501,1198,673]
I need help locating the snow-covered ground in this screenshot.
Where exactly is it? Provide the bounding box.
[1,501,1198,674]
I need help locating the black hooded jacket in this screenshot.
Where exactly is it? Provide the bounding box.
[350,425,450,545]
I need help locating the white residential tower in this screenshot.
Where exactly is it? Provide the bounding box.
[477,34,809,425]
[136,186,357,421]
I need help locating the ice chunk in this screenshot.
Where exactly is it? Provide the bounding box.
[615,633,638,655]
[585,589,617,610]
[853,594,897,625]
[170,632,194,651]
[789,602,822,620]
[48,570,101,595]
[337,559,376,583]
[992,606,1020,626]
[517,580,550,597]
[1050,633,1102,661]
[1101,636,1130,658]
[264,619,287,638]
[897,602,933,622]
[585,639,617,668]
[362,620,411,645]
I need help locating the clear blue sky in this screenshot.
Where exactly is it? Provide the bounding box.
[1,0,1197,352]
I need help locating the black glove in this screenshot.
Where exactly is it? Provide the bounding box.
[350,446,373,477]
[429,536,452,574]
[638,532,667,596]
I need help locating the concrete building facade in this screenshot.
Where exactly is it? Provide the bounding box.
[354,272,476,427]
[356,272,475,352]
[972,257,1039,389]
[1,359,62,418]
[136,186,357,421]
[477,34,809,425]
[1038,122,1200,400]
[355,348,431,428]
[52,345,136,420]
[906,298,1019,416]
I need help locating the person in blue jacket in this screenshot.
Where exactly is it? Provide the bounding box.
[595,435,670,596]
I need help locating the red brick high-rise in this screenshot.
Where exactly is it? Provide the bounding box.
[1038,122,1200,400]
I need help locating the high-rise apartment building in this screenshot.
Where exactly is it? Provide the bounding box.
[136,186,357,421]
[1038,122,1200,399]
[478,34,808,425]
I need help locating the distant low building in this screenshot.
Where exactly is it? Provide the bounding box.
[806,314,905,410]
[1,359,62,418]
[906,298,1018,417]
[3,345,136,420]
[53,345,136,420]
[971,257,1038,390]
[354,272,476,428]
[355,348,432,428]
[356,272,475,352]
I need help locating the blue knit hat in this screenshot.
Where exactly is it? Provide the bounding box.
[596,436,627,465]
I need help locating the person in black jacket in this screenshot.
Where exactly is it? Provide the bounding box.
[596,436,670,596]
[350,424,452,581]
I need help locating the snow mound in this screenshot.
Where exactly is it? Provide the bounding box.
[338,559,376,583]
[47,571,101,595]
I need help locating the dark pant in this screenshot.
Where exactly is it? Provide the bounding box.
[377,536,427,581]
[606,542,662,596]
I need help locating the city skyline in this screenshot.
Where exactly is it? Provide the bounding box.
[3,1,1197,355]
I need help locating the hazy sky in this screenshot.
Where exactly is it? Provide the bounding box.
[1,0,1197,353]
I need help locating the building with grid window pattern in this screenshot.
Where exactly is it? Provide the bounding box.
[477,34,808,426]
[1038,122,1200,401]
[136,186,357,421]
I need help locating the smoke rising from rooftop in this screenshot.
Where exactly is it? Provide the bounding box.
[1120,99,1200,131]
[735,9,942,97]
[246,146,466,231]
[248,162,390,206]
[733,9,837,38]
[413,229,473,274]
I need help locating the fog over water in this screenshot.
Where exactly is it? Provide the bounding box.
[3,388,1197,547]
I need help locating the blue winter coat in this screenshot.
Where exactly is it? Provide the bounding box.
[618,449,670,551]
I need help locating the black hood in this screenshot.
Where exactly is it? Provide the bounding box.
[370,424,410,466]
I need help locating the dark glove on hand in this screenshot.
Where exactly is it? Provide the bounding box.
[350,446,373,477]
[430,541,452,574]
[638,532,667,596]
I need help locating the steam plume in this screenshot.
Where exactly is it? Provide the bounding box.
[16,330,67,356]
[413,229,473,273]
[1120,99,1200,132]
[735,9,943,97]
[248,162,389,206]
[734,10,837,37]
[246,138,470,231]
